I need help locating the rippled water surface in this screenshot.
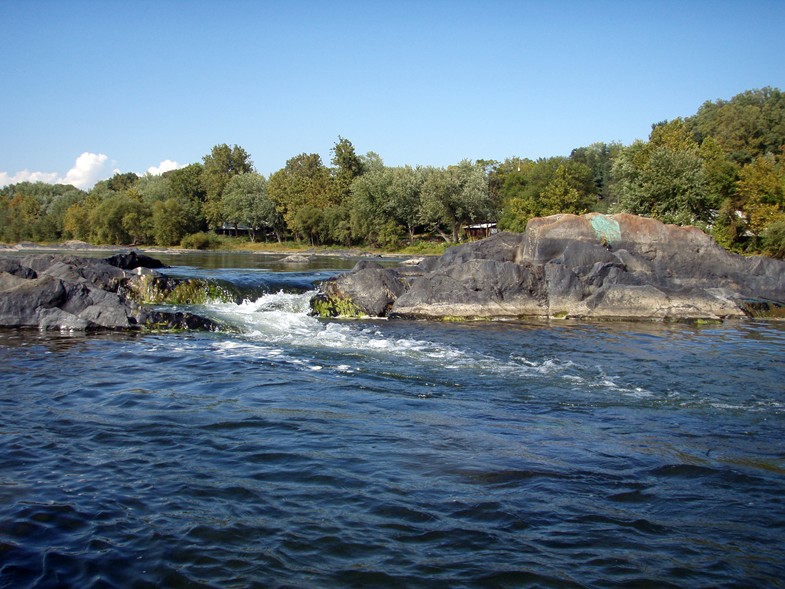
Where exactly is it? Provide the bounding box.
[1,255,785,588]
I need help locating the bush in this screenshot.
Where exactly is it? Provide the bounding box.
[763,221,785,259]
[181,231,221,250]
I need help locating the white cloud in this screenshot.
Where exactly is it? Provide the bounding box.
[0,153,184,190]
[0,152,110,190]
[147,159,181,175]
[0,169,60,186]
[61,152,110,190]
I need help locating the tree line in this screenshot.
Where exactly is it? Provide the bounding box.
[2,87,784,257]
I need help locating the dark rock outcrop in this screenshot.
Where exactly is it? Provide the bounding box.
[0,252,220,331]
[311,213,785,321]
[312,262,409,317]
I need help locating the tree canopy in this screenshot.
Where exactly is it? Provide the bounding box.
[3,88,785,257]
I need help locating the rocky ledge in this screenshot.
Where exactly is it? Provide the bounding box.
[311,213,785,322]
[0,251,221,331]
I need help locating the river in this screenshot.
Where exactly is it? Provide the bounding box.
[1,252,784,588]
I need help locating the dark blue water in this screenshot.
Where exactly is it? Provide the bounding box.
[1,256,784,588]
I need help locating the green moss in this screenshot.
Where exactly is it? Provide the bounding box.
[126,275,233,306]
[693,318,723,325]
[165,280,232,305]
[310,294,365,318]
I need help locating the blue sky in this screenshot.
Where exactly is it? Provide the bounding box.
[1,0,783,189]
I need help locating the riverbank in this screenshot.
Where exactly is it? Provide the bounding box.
[0,238,446,259]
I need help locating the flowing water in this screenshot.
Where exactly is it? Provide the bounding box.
[1,253,784,588]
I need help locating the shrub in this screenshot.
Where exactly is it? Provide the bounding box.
[181,231,220,250]
[763,221,785,259]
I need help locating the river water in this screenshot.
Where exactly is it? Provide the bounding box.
[1,252,784,588]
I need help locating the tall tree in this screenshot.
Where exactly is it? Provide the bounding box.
[735,155,785,242]
[329,136,364,204]
[497,157,594,231]
[420,160,493,243]
[166,163,207,233]
[611,120,713,226]
[222,172,284,242]
[267,153,330,240]
[687,87,785,165]
[201,144,254,228]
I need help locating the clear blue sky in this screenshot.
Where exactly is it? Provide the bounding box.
[1,0,783,188]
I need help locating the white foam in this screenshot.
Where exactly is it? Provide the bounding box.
[198,292,665,396]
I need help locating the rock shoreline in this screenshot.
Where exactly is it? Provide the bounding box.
[311,213,785,322]
[0,251,220,331]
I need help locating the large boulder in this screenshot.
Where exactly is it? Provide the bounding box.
[311,262,409,317]
[311,213,785,321]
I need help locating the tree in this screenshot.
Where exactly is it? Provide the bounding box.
[329,136,364,204]
[267,153,330,240]
[167,163,207,233]
[570,142,623,207]
[222,172,284,242]
[687,87,785,165]
[106,171,140,192]
[735,155,785,242]
[386,166,425,242]
[88,192,152,245]
[539,164,594,216]
[420,160,493,243]
[136,174,171,205]
[201,144,254,228]
[152,199,190,246]
[0,182,87,242]
[497,157,595,231]
[610,120,714,226]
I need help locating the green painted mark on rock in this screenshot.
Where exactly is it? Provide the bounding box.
[591,215,622,245]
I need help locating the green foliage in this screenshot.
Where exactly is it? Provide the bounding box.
[497,157,595,231]
[763,221,785,259]
[687,87,785,164]
[152,199,191,246]
[106,172,139,192]
[321,204,353,246]
[2,87,783,257]
[420,160,494,243]
[137,174,171,205]
[610,121,714,226]
[267,153,331,239]
[181,231,222,250]
[89,192,152,245]
[329,136,364,204]
[201,144,254,228]
[291,205,324,246]
[222,172,284,242]
[127,274,233,305]
[570,142,622,204]
[735,155,785,240]
[0,182,88,242]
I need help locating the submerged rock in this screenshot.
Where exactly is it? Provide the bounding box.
[0,252,221,331]
[311,213,785,322]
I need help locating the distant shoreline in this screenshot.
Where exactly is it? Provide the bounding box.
[0,240,424,260]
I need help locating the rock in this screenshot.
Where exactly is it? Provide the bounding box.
[0,275,67,327]
[280,253,312,264]
[312,267,409,317]
[391,259,546,319]
[104,251,169,270]
[311,213,785,322]
[0,253,218,331]
[0,259,37,279]
[62,239,91,249]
